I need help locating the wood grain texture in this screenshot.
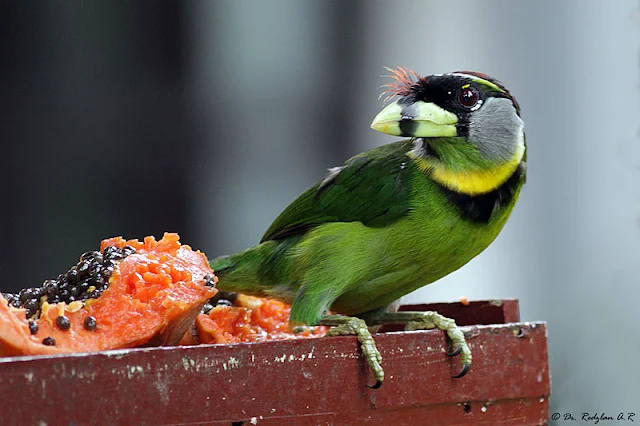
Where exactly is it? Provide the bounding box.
[0,300,550,426]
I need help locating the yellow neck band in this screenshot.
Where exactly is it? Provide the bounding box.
[410,142,525,196]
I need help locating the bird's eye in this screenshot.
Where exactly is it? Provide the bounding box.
[458,87,479,109]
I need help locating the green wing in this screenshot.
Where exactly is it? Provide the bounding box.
[261,140,414,242]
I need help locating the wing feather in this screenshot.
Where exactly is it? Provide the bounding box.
[261,141,414,242]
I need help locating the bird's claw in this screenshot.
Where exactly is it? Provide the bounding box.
[446,332,469,378]
[323,316,384,388]
[446,345,462,357]
[405,311,472,379]
[321,311,471,388]
[452,362,470,379]
[367,380,383,389]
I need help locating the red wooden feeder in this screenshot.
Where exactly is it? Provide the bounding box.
[0,299,550,425]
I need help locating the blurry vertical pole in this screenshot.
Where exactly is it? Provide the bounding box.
[186,0,365,255]
[557,0,640,412]
[0,1,190,292]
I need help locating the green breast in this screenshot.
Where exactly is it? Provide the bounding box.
[331,163,524,315]
[406,167,523,279]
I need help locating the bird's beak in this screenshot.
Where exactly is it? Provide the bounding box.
[370,100,458,137]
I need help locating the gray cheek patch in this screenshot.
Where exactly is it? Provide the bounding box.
[469,97,524,162]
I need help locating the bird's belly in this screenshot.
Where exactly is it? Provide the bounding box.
[331,211,509,315]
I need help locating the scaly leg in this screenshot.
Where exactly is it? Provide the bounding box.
[320,314,384,389]
[370,310,471,378]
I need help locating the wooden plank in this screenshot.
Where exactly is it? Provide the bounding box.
[0,320,549,426]
[380,299,520,333]
[203,398,550,426]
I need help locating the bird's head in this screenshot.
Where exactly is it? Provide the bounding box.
[371,68,524,167]
[371,68,525,195]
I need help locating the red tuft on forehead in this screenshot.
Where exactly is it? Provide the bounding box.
[380,66,421,103]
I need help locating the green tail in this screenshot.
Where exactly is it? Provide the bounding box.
[209,238,299,301]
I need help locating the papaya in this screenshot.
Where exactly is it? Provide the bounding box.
[0,233,217,357]
[183,293,327,345]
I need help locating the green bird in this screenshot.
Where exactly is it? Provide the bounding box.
[211,68,526,388]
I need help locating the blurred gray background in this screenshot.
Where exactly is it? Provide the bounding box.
[2,0,639,417]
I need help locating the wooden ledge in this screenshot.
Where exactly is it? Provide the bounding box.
[0,300,550,425]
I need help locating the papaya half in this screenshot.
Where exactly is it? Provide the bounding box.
[0,233,217,357]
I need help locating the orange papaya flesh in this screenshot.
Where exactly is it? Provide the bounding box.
[0,233,217,357]
[190,294,327,345]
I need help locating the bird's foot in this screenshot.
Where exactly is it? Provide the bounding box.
[375,310,471,378]
[320,314,383,388]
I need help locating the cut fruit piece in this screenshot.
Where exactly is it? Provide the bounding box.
[0,233,217,357]
[192,294,327,345]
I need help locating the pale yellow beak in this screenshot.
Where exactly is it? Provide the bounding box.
[370,100,458,137]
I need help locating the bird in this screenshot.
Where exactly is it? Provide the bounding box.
[210,68,526,388]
